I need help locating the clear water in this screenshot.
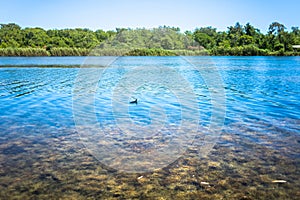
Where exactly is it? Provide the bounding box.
[0,56,299,199]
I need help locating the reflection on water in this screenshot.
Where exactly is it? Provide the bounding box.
[0,56,299,199]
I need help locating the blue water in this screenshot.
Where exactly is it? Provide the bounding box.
[0,56,300,198]
[0,56,86,66]
[1,56,299,131]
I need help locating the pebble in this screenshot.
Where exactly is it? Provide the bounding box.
[200,181,211,187]
[272,180,287,183]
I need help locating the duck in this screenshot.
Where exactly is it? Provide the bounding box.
[130,98,137,104]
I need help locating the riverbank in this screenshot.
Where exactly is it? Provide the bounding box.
[0,47,299,56]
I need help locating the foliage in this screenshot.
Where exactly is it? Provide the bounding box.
[210,45,269,56]
[0,22,300,56]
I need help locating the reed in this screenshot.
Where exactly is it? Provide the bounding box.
[49,47,89,56]
[0,48,49,56]
[210,45,269,56]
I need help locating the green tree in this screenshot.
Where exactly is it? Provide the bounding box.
[23,27,50,47]
[268,22,285,36]
[194,32,214,49]
[244,23,257,37]
[228,22,244,47]
[95,29,110,42]
[291,27,300,45]
[0,23,22,47]
[0,22,299,56]
[238,35,254,46]
[268,22,286,50]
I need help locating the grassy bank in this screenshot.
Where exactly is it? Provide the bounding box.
[0,47,299,56]
[209,45,300,56]
[0,48,208,56]
[0,47,89,57]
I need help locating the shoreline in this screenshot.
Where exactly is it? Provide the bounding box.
[1,47,299,57]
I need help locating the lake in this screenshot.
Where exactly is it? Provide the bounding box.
[0,56,299,199]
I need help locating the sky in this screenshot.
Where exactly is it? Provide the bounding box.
[0,0,299,33]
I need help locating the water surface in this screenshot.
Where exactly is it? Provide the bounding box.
[0,56,299,199]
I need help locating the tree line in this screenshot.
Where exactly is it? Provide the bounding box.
[0,22,299,56]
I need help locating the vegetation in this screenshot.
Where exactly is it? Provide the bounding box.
[0,22,299,56]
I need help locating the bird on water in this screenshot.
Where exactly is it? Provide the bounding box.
[130,99,137,104]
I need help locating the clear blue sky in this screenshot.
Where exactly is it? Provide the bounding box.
[0,0,299,32]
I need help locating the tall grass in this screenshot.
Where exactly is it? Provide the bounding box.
[49,47,89,56]
[89,48,128,56]
[89,48,208,56]
[210,45,269,56]
[210,46,300,56]
[0,48,49,56]
[124,48,177,56]
[0,47,90,56]
[172,49,208,56]
[1,47,299,56]
[0,47,209,57]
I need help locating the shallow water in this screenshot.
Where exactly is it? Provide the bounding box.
[0,56,299,199]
